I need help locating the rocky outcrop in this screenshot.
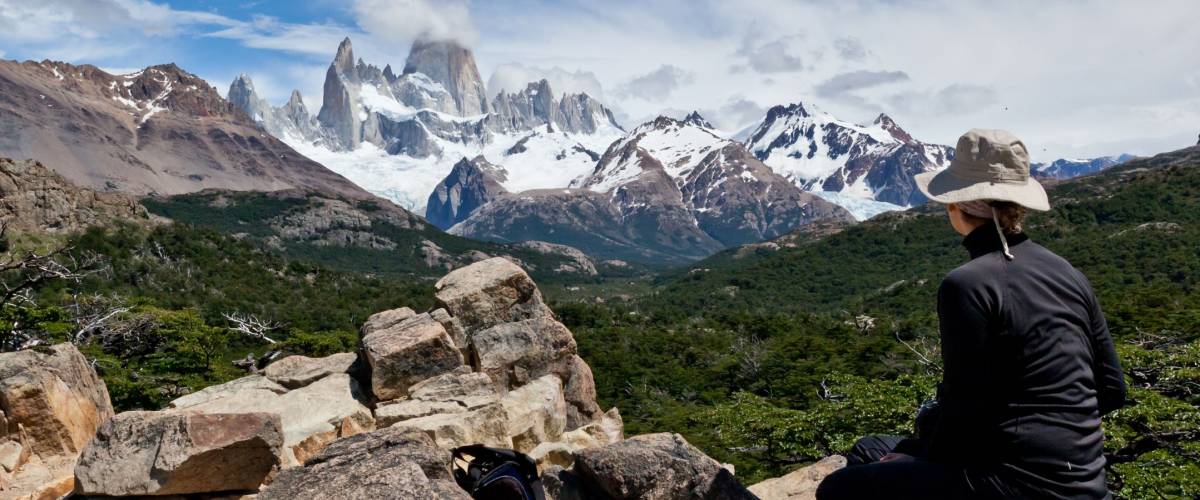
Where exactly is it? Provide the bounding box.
[260,426,468,499]
[748,455,846,500]
[515,241,598,276]
[426,155,509,229]
[228,75,320,145]
[0,158,147,233]
[73,411,283,496]
[569,433,756,500]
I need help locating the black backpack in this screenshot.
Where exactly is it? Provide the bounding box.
[451,445,546,500]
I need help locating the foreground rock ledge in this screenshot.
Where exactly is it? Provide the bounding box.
[74,411,283,496]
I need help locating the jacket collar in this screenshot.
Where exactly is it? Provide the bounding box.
[962,222,1029,260]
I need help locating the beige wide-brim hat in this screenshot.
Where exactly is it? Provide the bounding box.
[915,128,1051,211]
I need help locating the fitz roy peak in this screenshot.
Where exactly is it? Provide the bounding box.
[229,37,624,212]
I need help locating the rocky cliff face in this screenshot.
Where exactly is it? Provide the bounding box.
[425,156,509,229]
[452,115,853,265]
[0,58,373,200]
[0,158,148,233]
[402,39,490,117]
[745,103,953,207]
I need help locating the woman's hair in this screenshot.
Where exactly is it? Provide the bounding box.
[987,201,1027,235]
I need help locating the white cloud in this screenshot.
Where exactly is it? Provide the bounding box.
[736,34,806,73]
[353,0,475,46]
[487,64,606,101]
[616,65,694,101]
[206,15,351,56]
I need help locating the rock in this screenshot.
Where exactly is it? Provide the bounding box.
[391,402,510,451]
[429,308,468,354]
[0,440,26,473]
[374,368,498,427]
[499,375,567,454]
[748,455,846,500]
[529,441,576,470]
[0,158,148,234]
[541,465,590,500]
[470,318,602,428]
[260,425,468,499]
[169,374,288,409]
[434,257,553,331]
[73,411,283,496]
[426,156,509,230]
[0,344,113,461]
[264,352,357,389]
[529,408,624,472]
[560,354,604,429]
[169,373,374,466]
[470,317,575,390]
[362,313,465,401]
[574,433,757,500]
[360,307,417,337]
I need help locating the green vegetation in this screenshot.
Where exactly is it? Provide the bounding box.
[562,149,1200,494]
[3,148,1197,497]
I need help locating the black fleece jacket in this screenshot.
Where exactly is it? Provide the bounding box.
[928,223,1126,499]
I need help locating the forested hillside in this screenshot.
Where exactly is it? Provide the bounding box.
[563,146,1200,495]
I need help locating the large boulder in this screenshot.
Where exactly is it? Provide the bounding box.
[0,344,113,460]
[471,318,603,428]
[73,411,283,496]
[362,313,464,401]
[573,433,756,500]
[169,373,374,465]
[748,456,846,500]
[0,344,113,497]
[260,425,468,499]
[434,257,553,331]
[264,352,357,389]
[360,306,417,337]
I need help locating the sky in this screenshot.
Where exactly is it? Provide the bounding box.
[1,0,1198,161]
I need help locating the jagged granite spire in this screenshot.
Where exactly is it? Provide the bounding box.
[318,37,362,149]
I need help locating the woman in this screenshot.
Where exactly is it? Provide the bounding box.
[816,129,1126,499]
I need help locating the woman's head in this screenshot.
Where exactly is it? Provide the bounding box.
[947,200,1027,237]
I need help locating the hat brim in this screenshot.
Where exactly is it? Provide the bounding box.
[915,169,1050,211]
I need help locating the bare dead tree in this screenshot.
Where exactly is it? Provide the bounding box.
[222,312,281,344]
[0,223,107,351]
[894,331,943,373]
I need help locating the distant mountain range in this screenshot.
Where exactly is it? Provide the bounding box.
[0,37,1138,266]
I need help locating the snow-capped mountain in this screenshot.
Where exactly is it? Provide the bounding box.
[745,103,953,216]
[1031,154,1134,180]
[448,114,852,264]
[229,37,623,212]
[0,59,369,199]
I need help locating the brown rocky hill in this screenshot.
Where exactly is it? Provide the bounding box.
[0,59,371,200]
[0,258,837,499]
[0,157,148,234]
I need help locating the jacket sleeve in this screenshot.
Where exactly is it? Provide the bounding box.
[1081,275,1127,415]
[928,274,995,460]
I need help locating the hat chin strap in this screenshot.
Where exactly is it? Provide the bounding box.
[992,207,1014,260]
